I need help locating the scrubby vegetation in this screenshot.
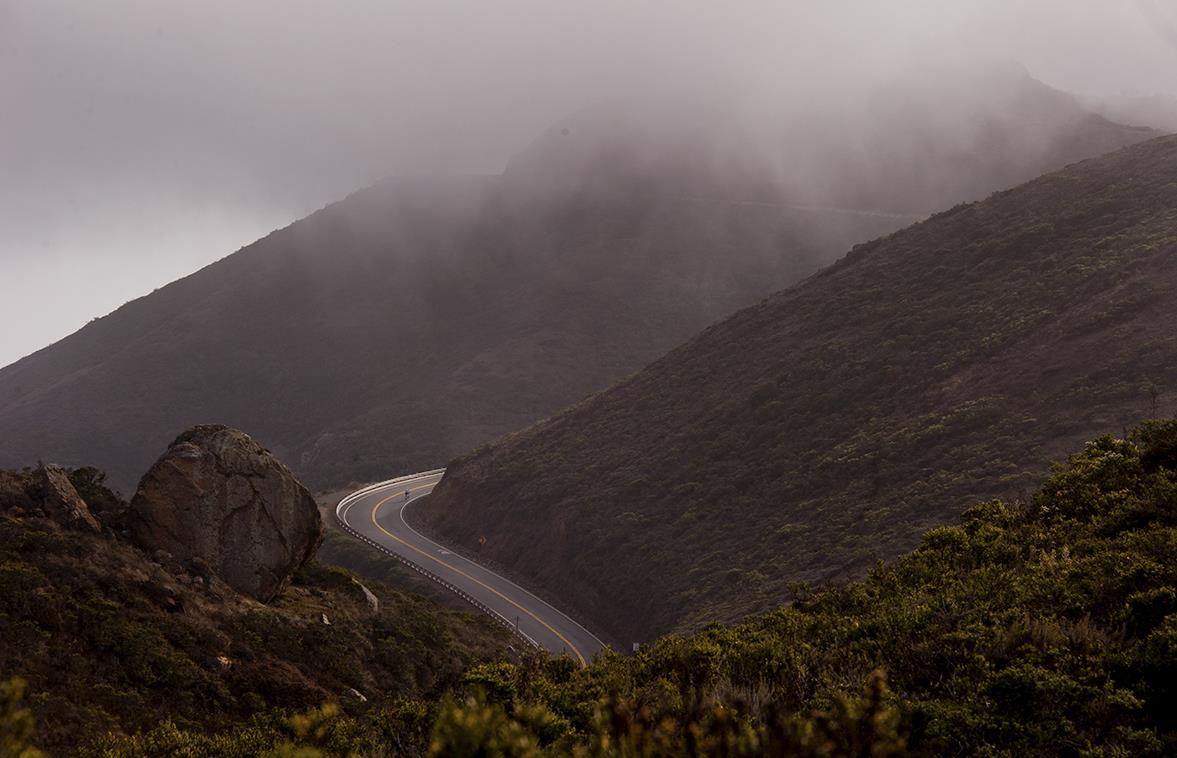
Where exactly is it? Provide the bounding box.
[424,134,1177,644]
[19,422,1177,755]
[0,469,512,755]
[315,527,474,613]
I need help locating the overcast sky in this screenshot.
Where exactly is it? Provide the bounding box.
[2,0,1176,368]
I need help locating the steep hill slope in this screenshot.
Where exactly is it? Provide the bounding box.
[419,135,1177,645]
[0,69,1156,494]
[0,181,904,494]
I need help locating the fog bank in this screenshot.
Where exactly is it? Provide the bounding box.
[2,0,1176,366]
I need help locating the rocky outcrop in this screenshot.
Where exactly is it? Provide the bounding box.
[39,465,102,532]
[353,578,380,613]
[128,425,323,602]
[0,465,104,531]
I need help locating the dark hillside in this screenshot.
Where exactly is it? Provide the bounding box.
[0,466,511,755]
[0,69,1156,494]
[420,135,1177,645]
[0,179,907,495]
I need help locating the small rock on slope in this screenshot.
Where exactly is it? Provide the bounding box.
[40,465,101,532]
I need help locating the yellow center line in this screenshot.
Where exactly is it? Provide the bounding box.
[369,488,588,666]
[343,479,439,521]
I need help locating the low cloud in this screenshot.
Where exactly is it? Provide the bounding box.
[2,0,1175,366]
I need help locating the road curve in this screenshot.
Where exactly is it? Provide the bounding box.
[336,470,606,666]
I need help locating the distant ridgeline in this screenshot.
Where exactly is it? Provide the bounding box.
[7,422,1177,755]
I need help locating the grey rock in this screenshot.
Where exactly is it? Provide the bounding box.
[353,578,380,613]
[39,465,101,532]
[187,556,214,582]
[128,425,323,602]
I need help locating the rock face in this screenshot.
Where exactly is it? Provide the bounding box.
[39,465,101,532]
[0,466,102,531]
[129,425,322,602]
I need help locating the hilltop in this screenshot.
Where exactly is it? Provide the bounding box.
[1085,91,1177,135]
[0,69,1155,494]
[419,135,1177,645]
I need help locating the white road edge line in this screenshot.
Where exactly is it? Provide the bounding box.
[334,471,573,653]
[387,481,606,650]
[335,471,606,655]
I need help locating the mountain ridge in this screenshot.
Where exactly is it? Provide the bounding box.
[0,71,1159,495]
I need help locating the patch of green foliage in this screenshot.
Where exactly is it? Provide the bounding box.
[78,701,434,758]
[315,528,472,612]
[1,678,46,758]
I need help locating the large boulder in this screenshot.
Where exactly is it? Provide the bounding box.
[128,425,322,602]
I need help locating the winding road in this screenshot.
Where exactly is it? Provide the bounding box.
[335,470,606,666]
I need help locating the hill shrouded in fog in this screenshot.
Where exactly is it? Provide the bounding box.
[420,135,1177,646]
[0,68,1157,494]
[1085,92,1177,135]
[0,179,905,493]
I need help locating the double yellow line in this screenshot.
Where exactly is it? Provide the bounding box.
[369,485,588,666]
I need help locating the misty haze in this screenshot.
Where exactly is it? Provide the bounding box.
[3,2,1177,755]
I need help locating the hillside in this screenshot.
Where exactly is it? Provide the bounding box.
[419,135,1177,646]
[0,465,512,755]
[0,69,1156,494]
[0,178,908,497]
[35,422,1177,756]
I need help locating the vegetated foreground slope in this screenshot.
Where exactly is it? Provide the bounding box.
[420,135,1177,646]
[0,466,512,755]
[34,422,1177,756]
[0,68,1157,495]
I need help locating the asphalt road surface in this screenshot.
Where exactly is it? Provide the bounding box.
[336,470,606,665]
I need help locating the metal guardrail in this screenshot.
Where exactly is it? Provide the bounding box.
[335,475,542,651]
